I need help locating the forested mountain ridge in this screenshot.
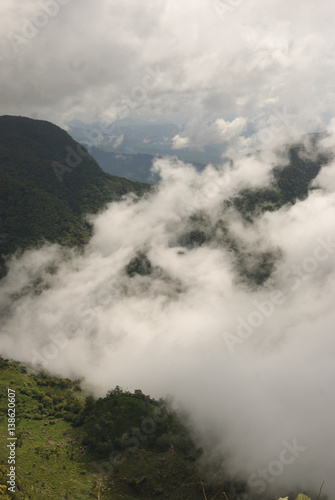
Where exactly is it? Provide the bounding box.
[230,135,329,219]
[0,116,150,276]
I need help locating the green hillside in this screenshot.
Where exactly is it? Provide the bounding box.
[230,136,328,219]
[0,358,248,500]
[0,358,315,499]
[0,116,150,277]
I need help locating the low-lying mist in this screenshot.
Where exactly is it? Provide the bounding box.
[1,128,335,498]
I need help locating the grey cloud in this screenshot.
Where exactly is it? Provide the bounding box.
[0,0,334,142]
[1,2,335,496]
[1,132,335,497]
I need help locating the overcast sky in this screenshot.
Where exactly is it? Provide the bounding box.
[1,0,335,152]
[2,2,335,496]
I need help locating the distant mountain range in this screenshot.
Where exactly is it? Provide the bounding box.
[87,147,159,183]
[87,146,205,183]
[68,118,222,165]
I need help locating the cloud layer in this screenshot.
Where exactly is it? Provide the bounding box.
[1,1,335,497]
[1,0,335,149]
[1,130,335,497]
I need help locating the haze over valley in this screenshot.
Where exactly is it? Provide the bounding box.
[1,1,335,499]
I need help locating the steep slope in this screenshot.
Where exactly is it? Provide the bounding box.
[0,116,150,276]
[230,135,328,218]
[0,358,246,500]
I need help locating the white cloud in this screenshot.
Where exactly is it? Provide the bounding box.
[172,117,247,150]
[0,0,334,137]
[112,134,124,148]
[1,1,335,496]
[172,134,191,149]
[1,132,335,497]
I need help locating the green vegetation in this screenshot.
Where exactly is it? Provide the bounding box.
[230,140,329,219]
[0,358,248,499]
[0,358,91,499]
[0,115,150,278]
[174,139,329,287]
[78,387,200,460]
[126,252,153,277]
